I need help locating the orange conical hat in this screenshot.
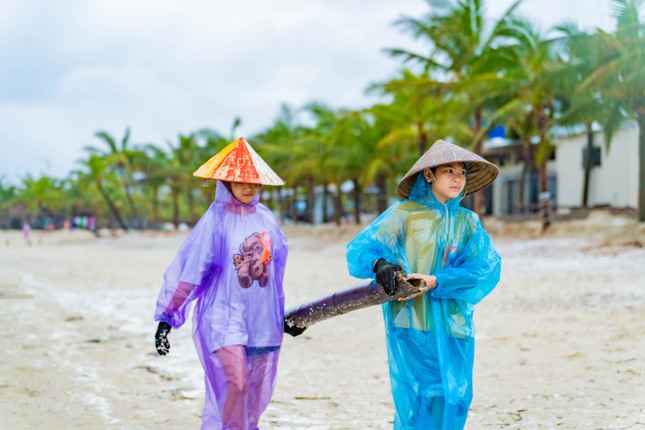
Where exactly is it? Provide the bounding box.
[193,137,285,186]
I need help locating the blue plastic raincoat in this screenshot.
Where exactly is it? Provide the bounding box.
[346,174,501,429]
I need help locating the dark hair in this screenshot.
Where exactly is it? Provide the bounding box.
[433,162,467,173]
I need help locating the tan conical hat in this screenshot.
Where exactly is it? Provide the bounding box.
[193,137,285,186]
[396,139,499,199]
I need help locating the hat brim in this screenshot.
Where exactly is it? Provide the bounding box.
[396,140,499,199]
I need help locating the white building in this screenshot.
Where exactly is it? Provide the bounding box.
[554,124,639,210]
[484,141,556,216]
[481,123,639,216]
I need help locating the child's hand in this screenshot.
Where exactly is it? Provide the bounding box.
[397,274,436,301]
[155,322,172,355]
[374,259,404,296]
[284,317,307,337]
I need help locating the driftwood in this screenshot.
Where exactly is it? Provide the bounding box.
[284,273,426,330]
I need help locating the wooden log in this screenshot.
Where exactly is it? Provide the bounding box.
[285,273,426,329]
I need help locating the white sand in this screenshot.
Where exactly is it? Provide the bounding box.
[1,213,644,429]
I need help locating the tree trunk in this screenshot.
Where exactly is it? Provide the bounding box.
[352,178,361,225]
[290,185,299,224]
[322,182,330,223]
[171,187,180,227]
[152,185,160,229]
[536,104,551,232]
[97,182,128,231]
[333,190,342,226]
[582,123,594,208]
[538,162,550,232]
[279,188,289,224]
[264,188,274,211]
[416,122,427,157]
[637,101,645,222]
[518,137,534,214]
[471,109,485,216]
[204,184,216,207]
[122,170,139,229]
[187,183,198,225]
[375,172,389,214]
[306,175,315,224]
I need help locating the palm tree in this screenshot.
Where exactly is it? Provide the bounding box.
[369,69,465,159]
[85,127,144,228]
[364,103,417,214]
[385,0,522,215]
[552,23,614,208]
[354,110,401,215]
[197,128,231,206]
[0,177,17,229]
[63,172,104,234]
[326,108,381,225]
[253,104,304,221]
[76,155,129,231]
[366,70,458,217]
[258,104,324,224]
[175,134,202,224]
[15,174,67,228]
[164,137,195,227]
[478,16,565,229]
[299,103,348,224]
[581,0,645,221]
[140,144,174,228]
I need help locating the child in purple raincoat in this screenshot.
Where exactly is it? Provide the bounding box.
[154,138,288,429]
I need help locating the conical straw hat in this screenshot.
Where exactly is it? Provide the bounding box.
[396,139,499,199]
[193,137,285,186]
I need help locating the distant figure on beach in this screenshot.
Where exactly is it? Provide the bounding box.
[346,139,502,429]
[22,222,31,244]
[153,137,288,429]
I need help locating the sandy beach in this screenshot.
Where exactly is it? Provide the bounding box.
[1,211,644,429]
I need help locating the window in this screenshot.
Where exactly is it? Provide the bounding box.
[582,147,601,169]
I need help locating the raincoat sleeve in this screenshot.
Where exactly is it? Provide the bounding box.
[154,211,221,329]
[346,205,404,280]
[432,217,501,304]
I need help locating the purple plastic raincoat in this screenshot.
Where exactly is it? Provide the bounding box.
[346,174,501,430]
[155,181,288,429]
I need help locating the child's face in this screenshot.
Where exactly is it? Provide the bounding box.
[230,182,261,204]
[424,162,467,204]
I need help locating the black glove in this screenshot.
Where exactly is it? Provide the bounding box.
[155,322,172,355]
[374,258,403,296]
[284,317,307,337]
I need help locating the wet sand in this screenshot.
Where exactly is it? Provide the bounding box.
[1,213,644,429]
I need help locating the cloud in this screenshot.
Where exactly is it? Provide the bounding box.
[0,0,614,183]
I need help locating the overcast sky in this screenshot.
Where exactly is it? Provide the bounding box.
[0,0,616,184]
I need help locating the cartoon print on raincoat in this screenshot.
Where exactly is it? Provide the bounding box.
[233,231,273,288]
[154,180,287,428]
[346,173,501,430]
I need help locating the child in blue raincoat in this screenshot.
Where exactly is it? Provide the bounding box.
[346,139,502,430]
